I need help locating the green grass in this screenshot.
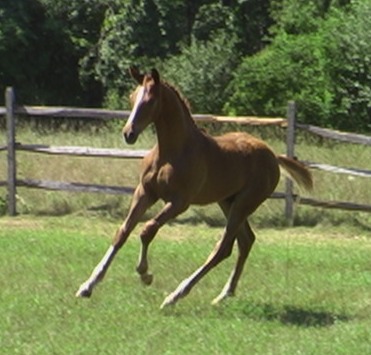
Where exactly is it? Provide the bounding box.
[1,215,370,354]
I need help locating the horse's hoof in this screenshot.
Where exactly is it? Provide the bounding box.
[211,291,234,305]
[211,296,223,305]
[140,273,153,285]
[160,293,177,309]
[75,284,92,298]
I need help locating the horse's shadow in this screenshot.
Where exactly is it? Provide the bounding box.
[225,302,351,327]
[164,300,350,328]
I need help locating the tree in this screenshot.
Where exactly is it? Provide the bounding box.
[225,0,371,132]
[92,0,220,108]
[92,0,190,107]
[0,0,107,106]
[323,0,371,131]
[40,0,108,105]
[232,0,274,55]
[192,2,235,42]
[0,0,58,104]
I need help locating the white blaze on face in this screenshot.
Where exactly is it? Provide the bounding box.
[127,86,145,126]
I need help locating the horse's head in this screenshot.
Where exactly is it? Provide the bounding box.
[123,66,161,144]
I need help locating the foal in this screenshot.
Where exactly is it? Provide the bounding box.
[76,67,313,307]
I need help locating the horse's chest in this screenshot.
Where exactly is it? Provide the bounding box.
[155,164,174,185]
[142,159,204,202]
[141,163,178,195]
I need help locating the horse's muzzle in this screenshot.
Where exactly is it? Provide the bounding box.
[123,125,137,145]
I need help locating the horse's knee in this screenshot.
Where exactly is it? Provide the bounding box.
[237,225,256,258]
[237,236,254,258]
[221,241,234,260]
[212,239,234,263]
[113,226,129,248]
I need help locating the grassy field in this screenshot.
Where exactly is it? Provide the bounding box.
[0,215,370,354]
[0,120,370,353]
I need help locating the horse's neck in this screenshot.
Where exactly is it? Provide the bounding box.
[155,89,198,158]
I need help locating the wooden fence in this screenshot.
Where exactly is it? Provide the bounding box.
[1,87,371,223]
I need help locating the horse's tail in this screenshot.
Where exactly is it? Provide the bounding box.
[277,155,313,191]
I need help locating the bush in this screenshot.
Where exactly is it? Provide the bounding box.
[161,31,239,114]
[224,31,333,126]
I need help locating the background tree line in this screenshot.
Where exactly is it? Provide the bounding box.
[0,0,370,132]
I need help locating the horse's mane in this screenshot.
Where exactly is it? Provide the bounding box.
[160,80,200,129]
[162,81,192,115]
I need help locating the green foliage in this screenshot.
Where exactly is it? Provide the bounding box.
[92,0,191,107]
[41,0,108,106]
[322,0,371,131]
[0,195,6,216]
[224,30,334,126]
[0,0,370,131]
[232,0,273,54]
[162,31,239,114]
[270,0,329,35]
[0,0,106,106]
[226,0,371,131]
[0,0,51,103]
[192,3,235,42]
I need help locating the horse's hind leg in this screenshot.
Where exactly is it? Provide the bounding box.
[210,199,256,304]
[160,200,248,308]
[160,188,263,308]
[160,225,238,308]
[212,220,255,304]
[75,184,155,298]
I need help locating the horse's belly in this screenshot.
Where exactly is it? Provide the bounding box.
[190,143,280,205]
[191,170,247,205]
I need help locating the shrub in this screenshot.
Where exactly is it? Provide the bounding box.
[161,31,239,114]
[224,31,333,126]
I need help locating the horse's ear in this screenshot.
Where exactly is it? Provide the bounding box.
[129,66,144,84]
[151,68,160,85]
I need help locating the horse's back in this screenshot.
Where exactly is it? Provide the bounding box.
[213,132,279,174]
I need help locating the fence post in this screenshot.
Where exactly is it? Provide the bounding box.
[285,101,296,226]
[6,87,17,216]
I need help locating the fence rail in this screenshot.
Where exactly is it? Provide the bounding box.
[297,123,371,145]
[17,178,135,195]
[17,144,149,159]
[1,87,371,221]
[306,162,371,178]
[2,104,288,126]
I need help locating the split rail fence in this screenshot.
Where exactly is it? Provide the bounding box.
[1,87,371,223]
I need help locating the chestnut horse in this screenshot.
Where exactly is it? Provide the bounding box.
[76,67,313,308]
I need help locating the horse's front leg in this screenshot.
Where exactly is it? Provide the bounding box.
[75,184,156,298]
[136,199,188,285]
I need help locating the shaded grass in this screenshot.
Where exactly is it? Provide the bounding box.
[0,216,370,354]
